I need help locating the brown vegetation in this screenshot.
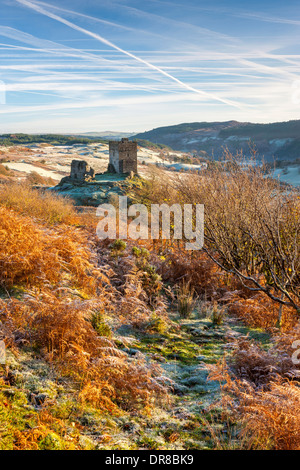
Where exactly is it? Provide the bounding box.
[1,152,299,449]
[0,182,78,225]
[25,171,56,186]
[0,185,169,427]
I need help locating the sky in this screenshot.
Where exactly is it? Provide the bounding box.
[0,0,299,133]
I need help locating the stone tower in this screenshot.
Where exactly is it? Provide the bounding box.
[108,138,137,174]
[70,160,95,181]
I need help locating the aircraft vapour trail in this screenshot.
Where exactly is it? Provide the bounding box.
[16,0,245,109]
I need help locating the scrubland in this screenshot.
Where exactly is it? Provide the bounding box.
[0,153,299,450]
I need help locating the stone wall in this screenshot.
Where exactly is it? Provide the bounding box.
[108,141,120,173]
[70,160,95,181]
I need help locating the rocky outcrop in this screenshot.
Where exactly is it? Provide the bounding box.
[51,159,133,206]
[53,180,123,206]
[51,163,128,206]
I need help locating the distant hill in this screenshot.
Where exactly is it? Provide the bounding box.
[0,133,104,146]
[78,131,135,140]
[132,120,300,160]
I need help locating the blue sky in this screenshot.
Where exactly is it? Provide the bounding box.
[0,0,299,133]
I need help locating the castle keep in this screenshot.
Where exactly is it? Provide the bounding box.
[108,138,137,174]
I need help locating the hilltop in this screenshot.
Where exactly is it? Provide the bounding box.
[76,131,135,140]
[133,120,300,161]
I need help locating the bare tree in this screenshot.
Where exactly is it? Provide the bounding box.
[175,152,300,316]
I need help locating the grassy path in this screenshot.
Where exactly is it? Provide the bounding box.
[0,308,271,450]
[108,313,242,449]
[108,309,271,450]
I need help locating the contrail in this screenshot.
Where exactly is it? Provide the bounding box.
[16,0,245,109]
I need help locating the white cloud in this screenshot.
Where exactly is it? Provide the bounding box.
[16,0,246,109]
